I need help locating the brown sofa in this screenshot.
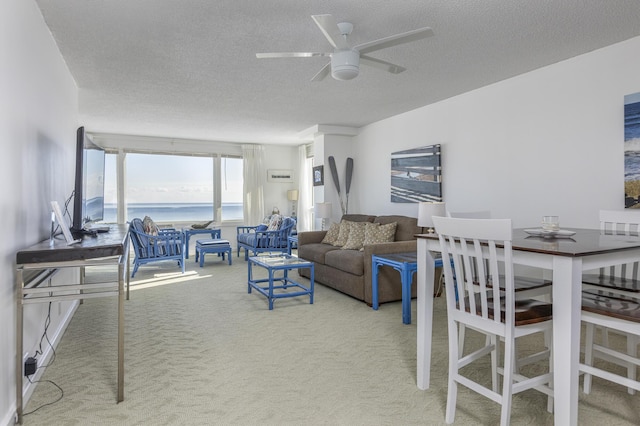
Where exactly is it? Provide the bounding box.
[297,214,422,305]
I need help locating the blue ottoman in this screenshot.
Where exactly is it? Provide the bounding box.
[195,239,232,267]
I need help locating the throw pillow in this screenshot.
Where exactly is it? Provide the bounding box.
[341,221,367,250]
[333,220,353,247]
[142,216,159,236]
[267,214,283,231]
[256,224,268,232]
[321,222,340,245]
[361,221,397,249]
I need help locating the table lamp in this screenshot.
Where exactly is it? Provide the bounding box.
[418,202,446,233]
[315,202,332,230]
[287,189,299,217]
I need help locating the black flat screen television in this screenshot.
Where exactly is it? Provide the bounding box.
[71,126,106,234]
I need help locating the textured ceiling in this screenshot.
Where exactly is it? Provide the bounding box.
[35,0,640,145]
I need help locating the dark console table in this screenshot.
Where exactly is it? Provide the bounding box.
[15,224,130,424]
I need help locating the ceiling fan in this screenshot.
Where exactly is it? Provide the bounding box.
[256,14,434,81]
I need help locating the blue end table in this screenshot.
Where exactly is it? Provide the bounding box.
[371,252,447,325]
[183,228,221,259]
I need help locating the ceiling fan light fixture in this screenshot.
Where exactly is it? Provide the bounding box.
[331,49,360,80]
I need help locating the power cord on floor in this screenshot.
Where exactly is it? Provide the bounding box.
[23,376,63,416]
[24,301,64,416]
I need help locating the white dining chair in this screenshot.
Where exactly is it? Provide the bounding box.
[433,216,553,426]
[447,210,552,300]
[582,209,640,293]
[581,289,640,396]
[581,209,640,394]
[448,211,553,368]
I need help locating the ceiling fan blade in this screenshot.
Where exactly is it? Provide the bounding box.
[355,27,434,55]
[256,52,329,59]
[360,55,406,74]
[311,62,332,82]
[311,14,350,50]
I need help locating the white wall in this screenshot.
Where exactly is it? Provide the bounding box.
[1,1,78,424]
[263,145,298,219]
[352,36,640,229]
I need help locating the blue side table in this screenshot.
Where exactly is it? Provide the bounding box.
[183,228,221,259]
[371,252,447,325]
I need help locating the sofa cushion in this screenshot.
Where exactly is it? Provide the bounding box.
[341,214,376,223]
[374,215,420,241]
[333,220,353,247]
[298,243,340,264]
[342,221,367,250]
[237,233,288,249]
[362,222,396,248]
[325,248,365,276]
[321,222,341,245]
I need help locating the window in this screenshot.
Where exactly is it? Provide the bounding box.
[221,157,243,221]
[125,153,214,222]
[103,153,117,223]
[102,152,243,223]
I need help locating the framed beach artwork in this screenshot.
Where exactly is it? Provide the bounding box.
[313,165,324,186]
[625,92,640,208]
[390,144,442,203]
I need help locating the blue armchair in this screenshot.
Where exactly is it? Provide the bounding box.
[237,216,296,260]
[128,218,185,277]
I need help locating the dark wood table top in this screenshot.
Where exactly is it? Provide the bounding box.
[17,224,129,265]
[417,227,640,257]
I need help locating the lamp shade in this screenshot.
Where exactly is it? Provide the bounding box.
[315,202,332,219]
[287,189,299,201]
[418,202,446,228]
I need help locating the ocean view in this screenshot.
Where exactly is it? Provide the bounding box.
[103,203,243,222]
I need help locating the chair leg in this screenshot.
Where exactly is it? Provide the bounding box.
[583,322,595,394]
[490,334,499,393]
[500,336,515,426]
[627,335,638,395]
[458,324,466,358]
[446,321,460,424]
[602,326,610,347]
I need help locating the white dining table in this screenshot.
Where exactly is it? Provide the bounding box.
[416,228,640,426]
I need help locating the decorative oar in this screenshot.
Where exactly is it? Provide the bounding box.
[328,156,345,214]
[345,157,353,214]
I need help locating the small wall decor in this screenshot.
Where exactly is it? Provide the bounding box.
[327,156,354,214]
[313,165,324,186]
[390,144,442,203]
[267,169,293,183]
[625,92,640,208]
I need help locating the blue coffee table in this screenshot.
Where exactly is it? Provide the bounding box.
[247,253,314,310]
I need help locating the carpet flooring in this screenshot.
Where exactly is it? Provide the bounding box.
[23,250,640,425]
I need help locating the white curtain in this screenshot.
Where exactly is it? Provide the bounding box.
[242,144,265,224]
[297,144,313,232]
